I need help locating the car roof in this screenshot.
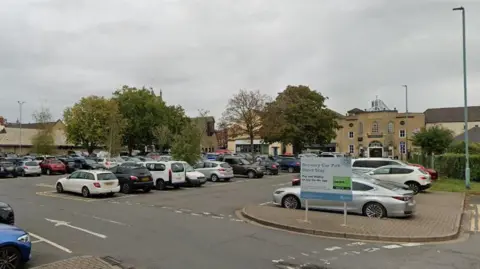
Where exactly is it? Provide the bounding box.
[374,165,416,169]
[73,170,113,174]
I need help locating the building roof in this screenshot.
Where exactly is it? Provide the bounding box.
[0,127,72,146]
[453,126,480,143]
[425,106,480,124]
[5,120,62,129]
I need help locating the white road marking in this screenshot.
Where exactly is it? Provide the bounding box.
[45,218,107,239]
[212,216,224,219]
[300,253,309,256]
[29,232,72,253]
[36,183,56,188]
[272,259,284,263]
[272,182,290,187]
[202,212,211,215]
[401,243,423,247]
[347,242,366,246]
[363,247,380,253]
[383,244,402,249]
[31,240,43,244]
[175,210,183,213]
[325,246,342,251]
[259,201,272,206]
[90,216,127,226]
[191,213,201,216]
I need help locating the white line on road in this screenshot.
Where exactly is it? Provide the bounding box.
[91,216,127,226]
[325,246,342,251]
[31,240,43,244]
[29,232,72,253]
[45,218,107,239]
[383,244,402,249]
[36,183,56,188]
[272,182,290,187]
[401,243,423,247]
[258,201,272,206]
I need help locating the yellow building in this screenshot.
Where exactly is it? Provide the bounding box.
[335,99,425,159]
[227,137,293,156]
[425,106,480,136]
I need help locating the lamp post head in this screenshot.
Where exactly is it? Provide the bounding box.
[453,7,464,11]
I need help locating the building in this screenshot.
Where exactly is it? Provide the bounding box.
[190,116,218,153]
[453,126,480,143]
[335,98,425,159]
[425,106,480,136]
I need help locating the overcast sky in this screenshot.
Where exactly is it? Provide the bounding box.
[1,0,479,123]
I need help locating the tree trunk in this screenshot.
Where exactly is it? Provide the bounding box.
[292,142,303,156]
[250,135,254,156]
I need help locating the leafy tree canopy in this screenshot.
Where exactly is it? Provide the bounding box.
[447,141,480,154]
[412,126,454,155]
[32,108,55,155]
[171,122,202,165]
[261,85,340,154]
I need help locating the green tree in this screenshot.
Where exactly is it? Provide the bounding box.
[113,85,169,153]
[171,122,202,165]
[221,89,270,154]
[153,125,173,153]
[447,141,480,154]
[63,96,124,154]
[261,85,340,154]
[411,126,454,155]
[32,108,55,155]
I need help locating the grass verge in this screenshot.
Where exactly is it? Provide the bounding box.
[430,177,480,193]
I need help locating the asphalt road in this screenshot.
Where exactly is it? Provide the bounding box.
[0,173,479,269]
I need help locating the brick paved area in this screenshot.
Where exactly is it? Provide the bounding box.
[242,191,465,242]
[30,256,121,269]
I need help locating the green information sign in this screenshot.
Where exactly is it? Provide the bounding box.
[332,176,352,190]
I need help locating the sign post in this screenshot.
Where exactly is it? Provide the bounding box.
[300,157,353,226]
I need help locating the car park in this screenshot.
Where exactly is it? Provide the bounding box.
[56,170,120,197]
[193,161,234,182]
[0,224,31,269]
[0,202,14,225]
[366,165,432,194]
[216,156,264,178]
[95,158,119,169]
[109,165,154,194]
[140,161,186,190]
[256,159,279,175]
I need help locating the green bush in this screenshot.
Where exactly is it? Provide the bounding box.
[435,153,480,181]
[447,141,480,154]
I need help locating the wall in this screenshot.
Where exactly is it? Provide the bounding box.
[426,122,480,136]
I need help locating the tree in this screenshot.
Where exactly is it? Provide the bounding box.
[261,85,340,154]
[32,108,55,155]
[171,122,202,165]
[104,100,126,156]
[153,105,190,153]
[411,126,454,155]
[448,141,480,154]
[221,89,270,154]
[153,125,172,153]
[63,96,125,154]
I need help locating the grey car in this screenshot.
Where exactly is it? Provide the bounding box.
[272,174,415,218]
[193,161,234,182]
[19,161,41,176]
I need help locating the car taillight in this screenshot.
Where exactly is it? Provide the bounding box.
[24,166,28,169]
[218,168,225,172]
[420,176,427,180]
[271,165,277,168]
[296,162,300,166]
[169,169,172,181]
[106,162,110,165]
[392,196,410,201]
[93,182,101,188]
[130,176,138,181]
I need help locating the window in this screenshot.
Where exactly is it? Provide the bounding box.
[69,171,81,179]
[348,131,354,138]
[171,162,184,172]
[146,163,166,171]
[388,122,394,134]
[194,162,205,169]
[399,142,406,154]
[352,182,374,191]
[97,173,117,180]
[373,167,390,175]
[358,122,364,135]
[391,167,413,174]
[399,129,406,138]
[349,145,354,154]
[372,121,379,133]
[352,160,367,167]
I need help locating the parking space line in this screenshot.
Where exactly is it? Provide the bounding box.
[29,232,73,253]
[36,191,94,202]
[36,183,56,188]
[259,201,272,206]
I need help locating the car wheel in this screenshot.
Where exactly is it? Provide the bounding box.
[11,173,17,178]
[407,182,421,194]
[46,169,51,175]
[21,171,25,177]
[266,169,271,175]
[173,185,180,189]
[211,174,219,182]
[247,170,256,179]
[363,202,387,218]
[81,186,90,198]
[224,178,231,182]
[288,167,294,173]
[0,246,21,269]
[122,183,131,194]
[56,183,64,193]
[156,179,166,190]
[282,195,301,209]
[143,187,151,193]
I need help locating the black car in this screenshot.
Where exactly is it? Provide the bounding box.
[73,158,105,170]
[0,162,17,178]
[109,165,154,194]
[217,156,264,178]
[0,202,14,225]
[256,160,279,175]
[58,158,78,173]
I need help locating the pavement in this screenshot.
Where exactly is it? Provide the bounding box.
[242,191,465,242]
[0,172,479,269]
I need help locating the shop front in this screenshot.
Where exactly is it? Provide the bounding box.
[234,139,269,154]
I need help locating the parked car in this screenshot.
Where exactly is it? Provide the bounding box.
[275,156,301,173]
[40,159,66,175]
[58,158,78,173]
[109,165,153,194]
[273,175,415,218]
[408,163,438,180]
[140,161,187,190]
[351,158,407,173]
[292,176,300,186]
[204,153,219,161]
[17,161,41,177]
[34,155,55,164]
[366,165,432,194]
[95,158,119,169]
[56,170,120,197]
[179,162,206,187]
[0,202,14,225]
[0,224,31,268]
[193,161,234,182]
[256,160,279,175]
[72,158,105,170]
[0,162,17,178]
[318,152,345,158]
[216,156,264,178]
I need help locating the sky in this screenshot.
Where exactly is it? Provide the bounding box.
[1,0,479,124]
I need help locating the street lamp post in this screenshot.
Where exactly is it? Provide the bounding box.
[402,85,408,160]
[453,6,470,189]
[17,101,26,154]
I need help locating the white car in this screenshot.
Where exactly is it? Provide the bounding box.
[366,165,432,194]
[56,170,120,198]
[180,161,206,187]
[139,161,187,190]
[96,158,119,169]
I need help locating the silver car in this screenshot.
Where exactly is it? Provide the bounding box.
[351,158,407,173]
[19,161,41,176]
[272,174,415,218]
[193,161,234,182]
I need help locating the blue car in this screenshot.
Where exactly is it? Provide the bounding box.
[275,157,301,173]
[0,224,31,268]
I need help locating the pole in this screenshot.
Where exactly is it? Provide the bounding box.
[304,200,309,222]
[402,85,408,161]
[17,101,25,155]
[453,7,470,189]
[343,202,347,226]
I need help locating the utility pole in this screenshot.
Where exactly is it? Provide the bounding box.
[402,85,408,160]
[17,101,25,154]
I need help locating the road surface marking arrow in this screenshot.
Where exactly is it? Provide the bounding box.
[45,218,107,239]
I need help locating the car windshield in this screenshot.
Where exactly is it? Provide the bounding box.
[85,159,96,164]
[240,158,251,165]
[184,163,195,172]
[0,162,13,166]
[25,162,38,166]
[97,173,117,181]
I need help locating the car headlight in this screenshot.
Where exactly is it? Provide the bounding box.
[17,234,30,243]
[274,190,284,194]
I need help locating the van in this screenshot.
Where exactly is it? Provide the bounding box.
[351,158,407,173]
[140,161,186,190]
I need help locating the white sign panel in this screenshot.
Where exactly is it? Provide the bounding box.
[300,157,353,201]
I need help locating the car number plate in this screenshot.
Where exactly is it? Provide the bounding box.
[105,182,113,186]
[142,177,149,182]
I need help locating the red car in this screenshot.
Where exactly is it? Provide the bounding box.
[292,176,300,186]
[409,163,438,180]
[40,159,66,175]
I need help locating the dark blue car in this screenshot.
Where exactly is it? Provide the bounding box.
[275,157,301,173]
[0,224,31,268]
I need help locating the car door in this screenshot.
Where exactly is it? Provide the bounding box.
[169,162,185,184]
[389,167,414,184]
[224,158,238,174]
[64,171,80,191]
[194,162,211,178]
[369,167,391,181]
[349,181,375,212]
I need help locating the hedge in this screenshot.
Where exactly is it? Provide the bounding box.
[435,153,480,181]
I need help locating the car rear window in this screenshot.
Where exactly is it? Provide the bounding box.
[131,167,151,176]
[25,162,38,166]
[220,163,231,168]
[97,173,117,181]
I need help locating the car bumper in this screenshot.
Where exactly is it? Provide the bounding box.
[19,243,32,262]
[49,168,66,172]
[272,193,283,206]
[217,172,234,179]
[24,169,41,175]
[131,182,154,190]
[387,200,416,217]
[90,186,121,194]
